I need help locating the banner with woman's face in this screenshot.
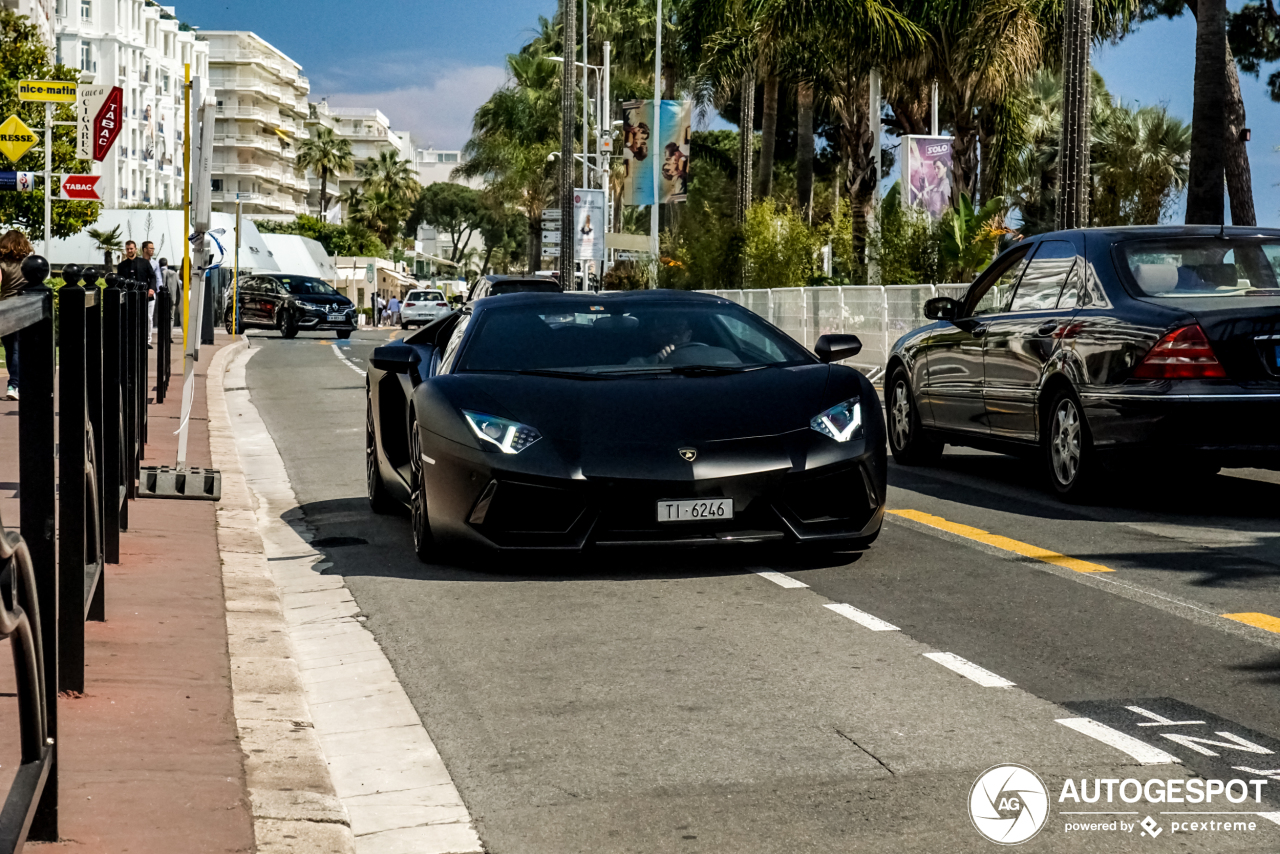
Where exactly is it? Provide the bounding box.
[621,100,691,206]
[903,135,954,221]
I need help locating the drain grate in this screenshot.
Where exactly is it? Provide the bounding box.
[311,536,369,548]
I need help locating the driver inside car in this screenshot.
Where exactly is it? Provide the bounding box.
[627,314,742,367]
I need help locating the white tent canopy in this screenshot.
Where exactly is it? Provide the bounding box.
[45,209,280,273]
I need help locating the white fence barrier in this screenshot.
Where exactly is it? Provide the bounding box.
[699,284,975,381]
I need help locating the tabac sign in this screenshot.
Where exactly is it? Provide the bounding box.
[0,115,38,163]
[77,85,124,162]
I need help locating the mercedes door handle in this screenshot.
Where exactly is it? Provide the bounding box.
[1035,322,1059,337]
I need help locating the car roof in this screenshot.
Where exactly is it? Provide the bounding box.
[1031,225,1280,242]
[471,289,726,308]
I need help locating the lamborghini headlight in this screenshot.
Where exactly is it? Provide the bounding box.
[810,398,863,443]
[463,410,542,454]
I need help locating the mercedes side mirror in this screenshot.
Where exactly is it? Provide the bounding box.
[924,297,960,321]
[370,345,421,374]
[815,333,862,364]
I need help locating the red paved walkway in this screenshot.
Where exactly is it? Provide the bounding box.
[1,333,254,853]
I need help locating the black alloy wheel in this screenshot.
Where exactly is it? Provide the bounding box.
[1043,385,1095,500]
[367,398,396,515]
[408,413,435,562]
[886,368,942,465]
[280,310,299,339]
[337,329,352,340]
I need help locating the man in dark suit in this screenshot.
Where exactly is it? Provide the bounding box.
[116,240,149,285]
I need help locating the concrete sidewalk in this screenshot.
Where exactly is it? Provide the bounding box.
[0,333,254,853]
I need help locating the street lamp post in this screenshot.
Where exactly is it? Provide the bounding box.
[559,0,577,286]
[650,0,661,288]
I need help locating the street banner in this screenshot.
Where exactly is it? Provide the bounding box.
[18,80,77,103]
[574,189,606,262]
[59,174,101,201]
[0,171,35,192]
[903,135,954,220]
[78,85,123,161]
[620,99,691,206]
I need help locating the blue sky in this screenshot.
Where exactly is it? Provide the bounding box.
[186,1,1279,225]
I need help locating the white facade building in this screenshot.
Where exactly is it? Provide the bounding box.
[305,101,412,216]
[5,0,55,52]
[415,148,481,190]
[203,30,310,219]
[54,0,207,208]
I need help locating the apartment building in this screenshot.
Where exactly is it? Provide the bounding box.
[203,30,310,219]
[415,148,482,190]
[305,100,412,216]
[4,0,55,52]
[54,0,207,207]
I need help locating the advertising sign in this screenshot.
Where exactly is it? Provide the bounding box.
[0,172,36,192]
[60,174,102,201]
[903,135,954,220]
[0,115,37,163]
[574,189,606,262]
[78,85,123,161]
[620,99,691,206]
[18,80,78,103]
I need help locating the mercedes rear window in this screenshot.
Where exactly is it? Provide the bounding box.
[1121,237,1280,298]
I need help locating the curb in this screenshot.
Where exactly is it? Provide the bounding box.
[208,338,358,854]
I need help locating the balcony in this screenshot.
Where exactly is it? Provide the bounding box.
[214,105,284,127]
[213,134,287,155]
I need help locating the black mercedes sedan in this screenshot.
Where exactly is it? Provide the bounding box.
[886,226,1280,498]
[366,291,886,561]
[225,273,356,339]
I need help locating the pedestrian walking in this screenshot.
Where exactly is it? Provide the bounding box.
[160,258,181,328]
[387,295,401,327]
[0,230,34,401]
[142,240,161,347]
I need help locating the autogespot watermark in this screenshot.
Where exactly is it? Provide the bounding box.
[969,766,1275,845]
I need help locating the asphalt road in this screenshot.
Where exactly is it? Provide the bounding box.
[240,327,1280,852]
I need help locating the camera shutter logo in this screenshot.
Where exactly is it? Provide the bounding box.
[969,764,1049,845]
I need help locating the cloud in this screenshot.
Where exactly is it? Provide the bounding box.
[324,65,508,151]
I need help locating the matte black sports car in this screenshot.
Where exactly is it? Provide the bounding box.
[886,226,1280,497]
[225,273,356,339]
[366,291,886,560]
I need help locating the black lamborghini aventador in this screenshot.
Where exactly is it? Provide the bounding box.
[365,290,886,561]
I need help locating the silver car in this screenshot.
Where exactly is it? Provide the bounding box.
[400,289,451,329]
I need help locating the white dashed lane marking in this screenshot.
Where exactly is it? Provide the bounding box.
[331,343,366,377]
[1055,717,1183,765]
[755,570,809,589]
[824,603,900,632]
[923,651,1016,688]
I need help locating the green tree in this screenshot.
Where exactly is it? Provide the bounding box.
[359,149,420,203]
[87,224,123,269]
[407,183,488,262]
[253,214,386,258]
[295,126,354,219]
[0,8,98,242]
[1186,0,1228,223]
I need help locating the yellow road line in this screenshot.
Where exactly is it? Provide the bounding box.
[889,509,1115,573]
[1222,612,1280,634]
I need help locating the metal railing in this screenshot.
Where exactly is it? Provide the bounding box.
[0,257,155,852]
[699,283,976,381]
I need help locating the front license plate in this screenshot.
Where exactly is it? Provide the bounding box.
[657,498,734,522]
[327,313,344,322]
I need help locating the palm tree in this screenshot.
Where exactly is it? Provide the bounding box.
[295,126,354,219]
[359,149,420,203]
[455,51,561,269]
[1186,0,1227,223]
[352,187,410,249]
[87,224,123,269]
[337,186,363,221]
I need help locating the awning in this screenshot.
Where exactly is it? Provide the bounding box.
[421,254,458,267]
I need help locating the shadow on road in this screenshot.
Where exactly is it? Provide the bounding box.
[292,496,868,584]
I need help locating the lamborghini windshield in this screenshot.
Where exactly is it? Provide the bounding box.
[457,300,812,375]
